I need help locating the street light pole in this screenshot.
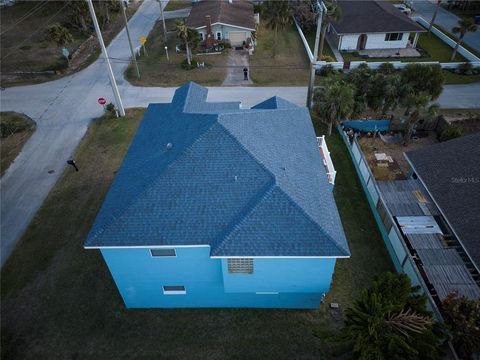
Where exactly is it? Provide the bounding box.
[158,0,168,43]
[121,0,140,78]
[307,0,325,109]
[86,0,125,117]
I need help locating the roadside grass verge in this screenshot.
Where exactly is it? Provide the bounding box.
[1,108,392,359]
[249,23,310,86]
[443,70,480,84]
[125,19,227,86]
[0,112,36,176]
[164,0,191,11]
[341,32,466,62]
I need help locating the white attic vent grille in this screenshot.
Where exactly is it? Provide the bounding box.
[228,258,254,274]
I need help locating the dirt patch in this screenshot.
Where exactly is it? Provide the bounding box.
[358,132,439,180]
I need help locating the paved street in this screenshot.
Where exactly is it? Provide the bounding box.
[414,0,480,52]
[1,0,480,266]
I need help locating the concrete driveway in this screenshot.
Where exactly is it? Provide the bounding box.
[222,50,253,86]
[1,0,480,267]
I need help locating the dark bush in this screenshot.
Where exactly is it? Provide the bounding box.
[457,62,473,75]
[181,58,198,70]
[378,62,396,75]
[105,103,116,117]
[440,125,463,141]
[317,64,335,76]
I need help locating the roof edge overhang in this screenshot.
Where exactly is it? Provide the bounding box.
[195,22,255,31]
[334,29,426,35]
[404,153,480,273]
[85,245,350,258]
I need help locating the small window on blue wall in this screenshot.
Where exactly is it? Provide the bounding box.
[150,248,176,257]
[163,285,186,295]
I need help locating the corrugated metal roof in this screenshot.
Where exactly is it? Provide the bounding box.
[84,82,350,258]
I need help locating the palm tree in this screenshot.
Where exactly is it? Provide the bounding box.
[401,93,438,146]
[314,80,355,136]
[176,20,191,65]
[263,0,291,58]
[428,0,442,33]
[318,1,341,61]
[450,18,478,60]
[342,273,444,360]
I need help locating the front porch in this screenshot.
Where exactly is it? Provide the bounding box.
[357,47,422,58]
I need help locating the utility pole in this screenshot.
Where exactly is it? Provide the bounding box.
[306,0,325,109]
[86,0,125,116]
[121,0,140,78]
[158,0,168,43]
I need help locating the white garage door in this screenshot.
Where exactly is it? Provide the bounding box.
[229,32,247,46]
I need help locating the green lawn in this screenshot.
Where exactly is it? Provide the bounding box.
[304,31,337,61]
[164,0,191,11]
[443,70,480,84]
[249,23,311,86]
[1,109,393,359]
[125,19,228,86]
[0,112,35,176]
[341,32,466,62]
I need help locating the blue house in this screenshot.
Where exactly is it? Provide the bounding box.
[84,82,350,309]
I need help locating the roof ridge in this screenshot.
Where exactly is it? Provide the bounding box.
[211,183,277,256]
[87,118,219,244]
[276,187,350,256]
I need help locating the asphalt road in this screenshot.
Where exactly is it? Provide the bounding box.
[1,0,480,267]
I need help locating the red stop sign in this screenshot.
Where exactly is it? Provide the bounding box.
[98,97,106,105]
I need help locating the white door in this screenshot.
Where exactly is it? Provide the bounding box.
[229,32,247,46]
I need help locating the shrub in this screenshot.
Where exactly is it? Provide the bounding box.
[457,62,473,75]
[317,64,335,76]
[378,62,396,75]
[181,58,198,70]
[105,103,116,117]
[320,55,335,62]
[440,125,463,141]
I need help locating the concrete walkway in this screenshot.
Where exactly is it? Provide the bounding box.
[222,50,253,86]
[1,0,480,267]
[414,0,480,52]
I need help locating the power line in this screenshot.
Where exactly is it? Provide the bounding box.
[105,56,311,70]
[1,1,72,61]
[0,1,50,36]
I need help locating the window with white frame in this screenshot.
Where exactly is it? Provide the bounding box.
[385,33,403,41]
[150,248,176,257]
[227,258,254,274]
[216,32,222,40]
[199,32,204,40]
[163,285,186,295]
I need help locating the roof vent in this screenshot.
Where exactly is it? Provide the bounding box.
[166,142,173,150]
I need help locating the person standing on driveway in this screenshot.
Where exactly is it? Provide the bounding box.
[243,67,248,81]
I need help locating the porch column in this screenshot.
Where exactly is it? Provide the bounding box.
[412,32,420,48]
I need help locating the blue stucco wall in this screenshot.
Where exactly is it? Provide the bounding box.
[100,247,336,309]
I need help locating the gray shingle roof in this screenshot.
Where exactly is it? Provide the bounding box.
[84,82,350,258]
[405,133,480,267]
[331,0,425,35]
[186,0,255,30]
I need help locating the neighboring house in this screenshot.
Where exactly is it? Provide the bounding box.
[329,0,426,51]
[186,0,256,47]
[84,82,350,309]
[405,134,480,278]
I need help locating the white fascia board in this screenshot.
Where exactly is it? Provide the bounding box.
[84,245,210,249]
